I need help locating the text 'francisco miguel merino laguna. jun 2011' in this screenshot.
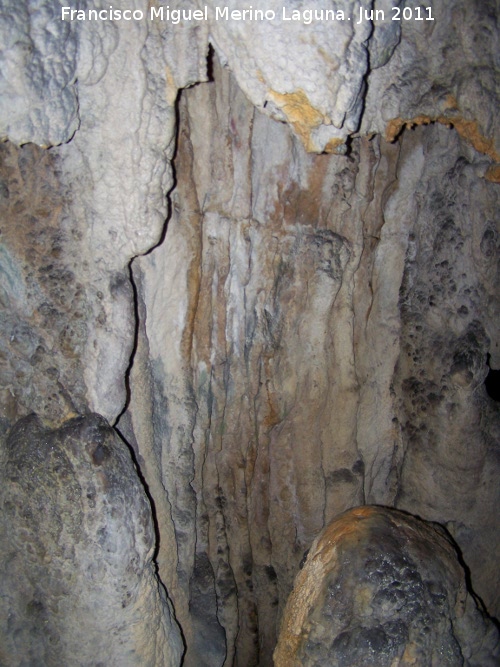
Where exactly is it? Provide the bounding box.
[61,4,435,25]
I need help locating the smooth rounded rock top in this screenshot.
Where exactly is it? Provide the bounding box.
[274,506,500,667]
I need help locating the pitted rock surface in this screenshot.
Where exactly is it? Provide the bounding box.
[274,506,500,667]
[0,2,499,666]
[0,413,182,667]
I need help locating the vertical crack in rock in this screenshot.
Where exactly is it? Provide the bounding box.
[1,0,211,426]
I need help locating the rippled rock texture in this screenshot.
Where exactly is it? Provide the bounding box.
[274,506,500,667]
[0,0,499,665]
[119,55,500,666]
[0,414,182,666]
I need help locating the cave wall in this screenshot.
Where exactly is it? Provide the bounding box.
[118,55,500,666]
[0,1,499,666]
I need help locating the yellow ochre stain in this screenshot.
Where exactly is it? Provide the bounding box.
[269,89,325,127]
[268,89,327,151]
[385,112,500,183]
[485,165,500,183]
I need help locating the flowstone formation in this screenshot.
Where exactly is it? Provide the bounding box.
[0,0,499,665]
[274,506,500,667]
[119,58,500,666]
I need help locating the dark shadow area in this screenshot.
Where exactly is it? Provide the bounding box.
[206,43,215,82]
[381,504,500,627]
[485,353,500,402]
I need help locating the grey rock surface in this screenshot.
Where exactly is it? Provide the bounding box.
[0,1,208,424]
[0,141,104,425]
[0,413,183,666]
[120,57,500,666]
[0,1,498,666]
[362,0,500,164]
[393,129,500,617]
[204,0,371,152]
[0,0,79,146]
[274,506,500,667]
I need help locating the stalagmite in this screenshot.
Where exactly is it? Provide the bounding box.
[274,506,500,667]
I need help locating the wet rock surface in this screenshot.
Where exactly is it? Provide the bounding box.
[0,413,182,667]
[274,506,500,667]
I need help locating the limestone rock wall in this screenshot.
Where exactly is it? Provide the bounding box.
[120,54,500,667]
[0,0,207,425]
[362,0,500,170]
[393,129,500,615]
[0,0,499,665]
[0,1,198,663]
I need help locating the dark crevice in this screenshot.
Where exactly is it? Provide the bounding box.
[115,425,159,559]
[485,353,500,402]
[143,89,182,255]
[116,425,188,663]
[114,259,140,425]
[115,85,184,427]
[206,43,215,82]
[112,86,188,660]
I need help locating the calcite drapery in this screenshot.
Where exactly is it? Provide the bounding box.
[0,0,499,665]
[119,56,500,666]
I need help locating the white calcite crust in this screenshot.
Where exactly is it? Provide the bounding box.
[0,0,79,145]
[0,3,499,665]
[205,0,371,152]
